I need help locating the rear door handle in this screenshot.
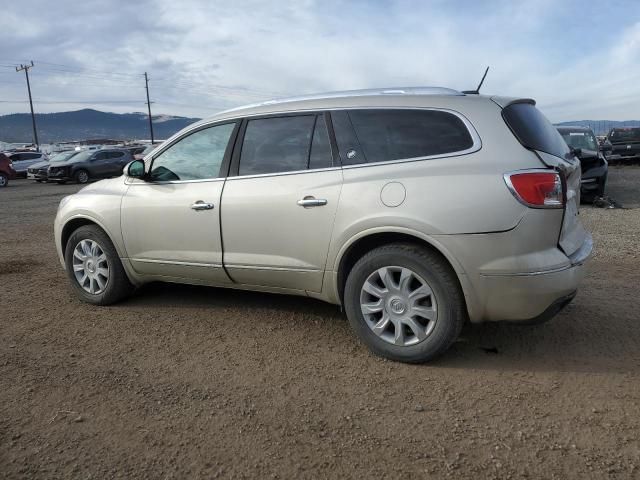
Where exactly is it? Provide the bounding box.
[191,201,215,211]
[297,196,328,208]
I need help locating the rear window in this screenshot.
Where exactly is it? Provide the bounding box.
[608,128,640,143]
[333,109,474,165]
[502,103,569,159]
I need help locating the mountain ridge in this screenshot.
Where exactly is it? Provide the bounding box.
[0,109,201,143]
[1,109,638,143]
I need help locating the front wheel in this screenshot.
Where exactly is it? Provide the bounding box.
[75,169,90,184]
[344,243,465,363]
[64,225,133,305]
[0,173,7,187]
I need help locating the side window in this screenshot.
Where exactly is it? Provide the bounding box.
[11,154,22,162]
[94,152,109,160]
[331,111,367,165]
[109,151,125,159]
[308,115,333,170]
[239,115,315,175]
[350,109,474,163]
[333,109,474,165]
[150,122,236,181]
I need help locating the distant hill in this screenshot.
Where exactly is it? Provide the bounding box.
[0,109,201,143]
[556,120,640,136]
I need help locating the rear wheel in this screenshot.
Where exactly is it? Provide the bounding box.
[64,225,133,305]
[75,169,89,184]
[344,243,465,363]
[0,173,7,187]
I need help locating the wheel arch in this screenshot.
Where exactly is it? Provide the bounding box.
[333,228,475,317]
[60,215,124,259]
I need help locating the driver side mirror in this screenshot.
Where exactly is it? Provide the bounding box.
[125,159,146,179]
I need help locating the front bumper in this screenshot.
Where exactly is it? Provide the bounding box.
[48,169,72,182]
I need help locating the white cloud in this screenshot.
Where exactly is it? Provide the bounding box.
[1,0,639,121]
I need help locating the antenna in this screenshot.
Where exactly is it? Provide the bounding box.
[462,66,490,95]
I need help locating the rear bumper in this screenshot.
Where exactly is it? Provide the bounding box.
[477,233,592,323]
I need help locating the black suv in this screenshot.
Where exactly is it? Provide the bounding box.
[557,126,608,200]
[607,127,640,162]
[48,149,133,184]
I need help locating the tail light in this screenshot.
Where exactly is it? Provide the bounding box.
[504,170,565,208]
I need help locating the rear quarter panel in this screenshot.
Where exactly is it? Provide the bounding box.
[327,98,543,272]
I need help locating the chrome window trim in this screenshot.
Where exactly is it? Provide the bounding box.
[141,106,481,182]
[225,165,342,182]
[229,107,480,180]
[125,177,225,186]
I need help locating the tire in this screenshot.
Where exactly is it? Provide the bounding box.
[75,169,90,184]
[596,174,607,197]
[35,179,42,183]
[0,173,7,187]
[64,225,133,305]
[344,243,465,363]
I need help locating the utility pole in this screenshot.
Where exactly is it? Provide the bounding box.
[16,61,39,151]
[144,72,155,143]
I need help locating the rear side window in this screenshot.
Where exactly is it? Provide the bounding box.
[608,128,640,143]
[503,103,569,159]
[239,115,316,175]
[333,109,474,165]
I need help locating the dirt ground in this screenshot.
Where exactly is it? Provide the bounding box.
[1,167,639,479]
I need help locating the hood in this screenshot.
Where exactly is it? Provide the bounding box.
[31,160,50,169]
[50,159,80,167]
[76,175,127,195]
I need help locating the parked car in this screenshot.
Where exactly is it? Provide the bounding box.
[557,126,608,200]
[27,150,80,182]
[4,151,48,177]
[124,146,147,157]
[48,148,133,184]
[54,87,592,363]
[606,127,640,161]
[134,143,163,161]
[0,152,17,187]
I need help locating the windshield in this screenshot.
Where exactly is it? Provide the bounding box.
[558,130,598,151]
[608,128,640,143]
[55,150,93,163]
[50,151,79,162]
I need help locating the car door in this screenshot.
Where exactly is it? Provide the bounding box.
[9,153,27,173]
[89,151,112,178]
[220,113,342,292]
[121,121,239,283]
[105,151,128,176]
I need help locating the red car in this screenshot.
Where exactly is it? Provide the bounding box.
[0,153,17,187]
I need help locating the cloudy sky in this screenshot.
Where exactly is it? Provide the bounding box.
[1,0,640,121]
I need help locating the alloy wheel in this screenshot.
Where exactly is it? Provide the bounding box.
[72,239,109,294]
[360,266,438,347]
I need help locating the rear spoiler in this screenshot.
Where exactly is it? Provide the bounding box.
[490,97,536,109]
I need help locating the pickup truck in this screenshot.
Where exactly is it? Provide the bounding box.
[607,127,640,162]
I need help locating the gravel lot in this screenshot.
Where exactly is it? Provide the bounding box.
[1,167,640,479]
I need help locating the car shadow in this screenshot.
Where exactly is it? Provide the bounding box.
[119,282,640,376]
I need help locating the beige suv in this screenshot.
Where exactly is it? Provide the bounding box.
[54,87,592,363]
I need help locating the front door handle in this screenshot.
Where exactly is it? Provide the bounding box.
[297,196,328,208]
[191,200,215,211]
